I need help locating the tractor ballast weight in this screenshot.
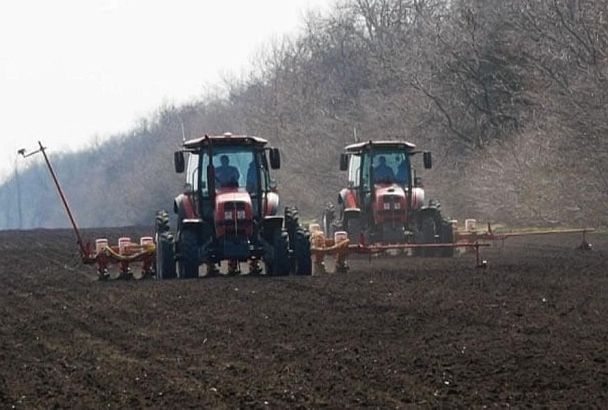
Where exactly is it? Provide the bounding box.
[323,140,453,255]
[156,133,312,279]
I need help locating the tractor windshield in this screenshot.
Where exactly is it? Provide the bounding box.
[199,147,264,195]
[369,149,411,185]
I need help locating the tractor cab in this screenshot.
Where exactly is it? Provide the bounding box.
[340,140,430,198]
[325,140,449,248]
[154,133,311,280]
[175,133,281,225]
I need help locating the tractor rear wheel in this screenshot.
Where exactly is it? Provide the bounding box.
[155,232,177,280]
[415,214,439,257]
[293,228,312,276]
[440,221,455,257]
[346,217,362,245]
[284,207,299,244]
[178,229,199,279]
[284,207,312,275]
[266,230,290,276]
[284,207,299,274]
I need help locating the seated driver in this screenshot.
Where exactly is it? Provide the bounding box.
[215,155,240,187]
[373,155,395,183]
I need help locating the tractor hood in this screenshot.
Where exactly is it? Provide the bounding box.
[215,189,253,206]
[372,183,425,224]
[214,188,254,238]
[373,183,407,224]
[374,184,425,210]
[374,183,406,199]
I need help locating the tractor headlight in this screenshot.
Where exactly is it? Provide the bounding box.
[224,211,233,219]
[394,202,401,210]
[383,202,391,210]
[236,210,246,219]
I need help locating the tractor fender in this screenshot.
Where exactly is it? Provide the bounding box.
[414,205,441,217]
[411,205,443,228]
[411,187,425,210]
[174,193,198,220]
[338,188,358,211]
[264,192,280,216]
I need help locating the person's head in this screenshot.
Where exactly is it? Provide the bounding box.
[377,155,386,166]
[220,155,229,166]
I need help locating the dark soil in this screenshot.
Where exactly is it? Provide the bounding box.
[1,228,607,408]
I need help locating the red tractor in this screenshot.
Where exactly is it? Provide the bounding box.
[322,140,454,256]
[155,133,311,279]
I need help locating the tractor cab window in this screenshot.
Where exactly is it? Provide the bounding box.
[361,152,371,192]
[186,153,199,191]
[199,147,259,196]
[371,149,410,185]
[258,151,270,192]
[348,154,361,187]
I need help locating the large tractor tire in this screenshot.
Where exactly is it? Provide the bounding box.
[346,217,362,245]
[155,232,177,280]
[284,207,299,244]
[154,210,177,280]
[284,207,312,276]
[265,230,290,276]
[284,207,299,273]
[439,221,455,257]
[178,229,199,279]
[415,214,440,257]
[293,228,312,276]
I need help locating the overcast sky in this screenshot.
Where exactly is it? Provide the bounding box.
[0,0,331,181]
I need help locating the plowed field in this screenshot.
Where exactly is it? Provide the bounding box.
[1,228,607,408]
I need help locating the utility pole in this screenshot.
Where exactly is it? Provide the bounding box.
[19,142,87,256]
[14,156,23,229]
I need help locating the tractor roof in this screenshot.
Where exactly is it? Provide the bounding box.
[183,133,268,149]
[345,140,416,153]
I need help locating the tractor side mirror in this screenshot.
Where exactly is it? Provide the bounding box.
[423,151,432,169]
[269,148,281,169]
[414,176,423,187]
[339,153,349,171]
[206,164,216,194]
[174,151,185,173]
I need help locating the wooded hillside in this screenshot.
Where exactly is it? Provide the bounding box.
[1,0,607,229]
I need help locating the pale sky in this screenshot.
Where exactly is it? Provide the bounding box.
[0,0,331,182]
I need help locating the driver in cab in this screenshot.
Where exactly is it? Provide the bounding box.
[215,155,240,187]
[373,155,395,183]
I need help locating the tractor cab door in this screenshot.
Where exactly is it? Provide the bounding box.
[249,150,270,218]
[359,152,372,212]
[186,153,199,193]
[197,152,214,220]
[347,153,366,209]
